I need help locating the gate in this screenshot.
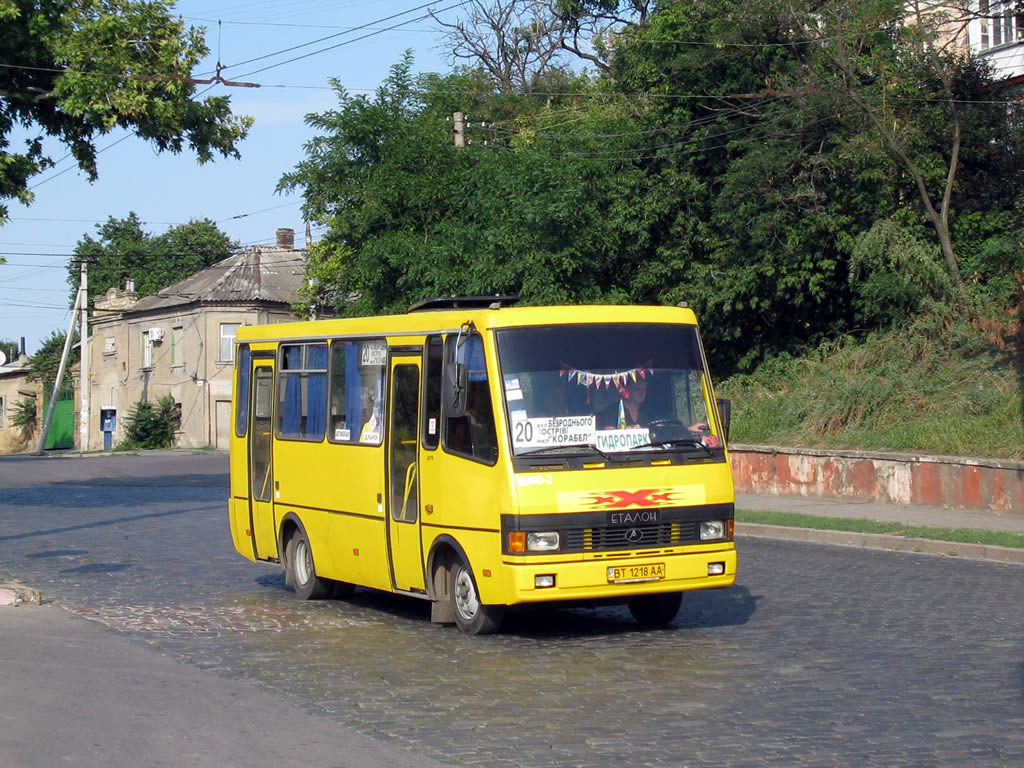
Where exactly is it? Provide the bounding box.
[43,382,75,450]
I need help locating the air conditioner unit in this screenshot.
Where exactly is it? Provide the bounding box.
[148,327,164,342]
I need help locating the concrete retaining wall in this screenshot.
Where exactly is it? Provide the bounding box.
[729,444,1024,515]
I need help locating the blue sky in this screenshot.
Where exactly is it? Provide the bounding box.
[0,0,464,355]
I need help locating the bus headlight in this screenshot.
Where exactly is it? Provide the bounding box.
[527,532,560,551]
[700,520,726,541]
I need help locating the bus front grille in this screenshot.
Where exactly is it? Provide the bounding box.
[562,521,700,552]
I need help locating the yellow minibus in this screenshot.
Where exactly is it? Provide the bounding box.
[228,298,737,634]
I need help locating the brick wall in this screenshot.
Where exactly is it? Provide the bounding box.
[729,444,1024,514]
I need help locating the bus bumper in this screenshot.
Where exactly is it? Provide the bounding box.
[500,545,737,606]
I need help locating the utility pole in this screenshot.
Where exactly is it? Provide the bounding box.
[35,287,81,455]
[78,258,89,452]
[453,111,465,148]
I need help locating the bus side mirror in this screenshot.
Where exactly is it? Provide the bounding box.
[445,362,468,418]
[716,397,731,443]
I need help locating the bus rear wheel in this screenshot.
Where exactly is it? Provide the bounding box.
[287,529,329,600]
[450,559,504,635]
[628,592,682,627]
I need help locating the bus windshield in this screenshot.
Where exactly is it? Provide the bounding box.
[495,323,723,456]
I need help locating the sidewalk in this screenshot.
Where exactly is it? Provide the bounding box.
[736,492,1024,564]
[0,606,450,768]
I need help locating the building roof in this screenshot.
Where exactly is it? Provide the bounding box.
[0,358,30,380]
[130,244,306,313]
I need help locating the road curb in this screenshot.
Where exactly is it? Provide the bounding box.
[0,582,42,606]
[736,523,1024,564]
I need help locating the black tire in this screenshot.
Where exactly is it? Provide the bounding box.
[287,528,329,600]
[450,558,504,635]
[628,592,683,627]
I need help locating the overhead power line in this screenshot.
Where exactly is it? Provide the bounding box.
[229,0,473,79]
[216,0,450,72]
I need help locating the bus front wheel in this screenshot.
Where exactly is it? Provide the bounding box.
[628,592,682,627]
[287,529,329,600]
[450,559,504,635]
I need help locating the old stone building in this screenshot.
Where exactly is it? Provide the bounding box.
[86,228,307,450]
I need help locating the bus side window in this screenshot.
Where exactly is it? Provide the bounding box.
[277,343,328,441]
[328,339,385,445]
[444,334,497,464]
[422,335,443,450]
[235,344,250,437]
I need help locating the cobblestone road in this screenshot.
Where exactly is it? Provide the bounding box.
[1,453,1021,767]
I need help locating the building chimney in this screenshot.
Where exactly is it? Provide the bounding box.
[276,228,295,249]
[125,277,135,293]
[20,337,25,356]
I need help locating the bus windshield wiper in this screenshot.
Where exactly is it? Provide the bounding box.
[518,443,616,461]
[630,438,713,455]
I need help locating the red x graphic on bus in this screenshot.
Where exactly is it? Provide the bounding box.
[587,489,675,509]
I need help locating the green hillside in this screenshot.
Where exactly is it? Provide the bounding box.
[718,310,1023,460]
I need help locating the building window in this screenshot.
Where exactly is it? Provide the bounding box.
[0,395,4,427]
[141,330,153,369]
[171,326,183,366]
[220,323,240,362]
[978,1,1024,49]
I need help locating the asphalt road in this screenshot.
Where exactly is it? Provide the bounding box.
[1,452,1022,767]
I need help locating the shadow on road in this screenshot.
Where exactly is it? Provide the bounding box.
[253,569,760,638]
[0,504,214,543]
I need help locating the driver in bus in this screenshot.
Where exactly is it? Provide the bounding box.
[598,376,652,429]
[598,376,709,434]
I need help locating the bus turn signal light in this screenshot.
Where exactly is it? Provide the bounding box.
[509,531,526,553]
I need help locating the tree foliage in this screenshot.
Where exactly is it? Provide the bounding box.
[68,213,237,307]
[11,396,37,440]
[27,329,76,386]
[283,1,1024,376]
[0,338,19,363]
[118,393,179,450]
[0,0,252,219]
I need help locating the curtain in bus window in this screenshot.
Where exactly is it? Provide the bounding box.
[345,342,361,434]
[281,373,302,437]
[283,345,302,368]
[458,335,487,381]
[307,345,328,438]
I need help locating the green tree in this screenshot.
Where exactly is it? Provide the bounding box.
[0,338,19,363]
[119,394,179,449]
[27,329,76,387]
[281,55,645,316]
[68,214,236,306]
[0,0,252,220]
[11,396,38,442]
[283,5,1022,377]
[764,0,1021,301]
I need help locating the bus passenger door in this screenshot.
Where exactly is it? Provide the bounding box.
[387,355,425,592]
[249,363,278,559]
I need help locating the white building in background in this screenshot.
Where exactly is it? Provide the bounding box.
[87,228,307,451]
[969,1,1024,81]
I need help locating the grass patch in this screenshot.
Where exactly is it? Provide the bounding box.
[717,311,1024,460]
[737,508,1024,549]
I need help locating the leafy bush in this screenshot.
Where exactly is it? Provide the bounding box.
[849,218,953,327]
[118,395,180,450]
[10,397,38,441]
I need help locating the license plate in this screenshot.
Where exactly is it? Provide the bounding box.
[607,562,665,583]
